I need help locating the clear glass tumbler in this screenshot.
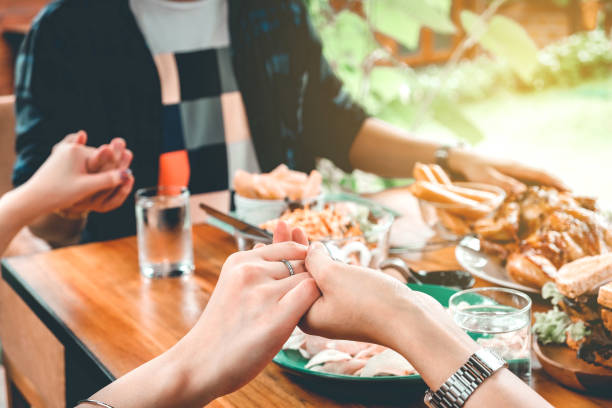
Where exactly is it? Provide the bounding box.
[449,287,532,382]
[135,186,194,278]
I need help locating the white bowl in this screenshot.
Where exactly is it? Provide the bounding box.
[234,194,287,226]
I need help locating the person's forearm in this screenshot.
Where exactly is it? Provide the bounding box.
[0,185,48,254]
[382,291,552,408]
[28,212,86,247]
[79,335,219,408]
[349,118,443,178]
[383,291,479,390]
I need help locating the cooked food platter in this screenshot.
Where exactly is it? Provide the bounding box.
[411,163,612,292]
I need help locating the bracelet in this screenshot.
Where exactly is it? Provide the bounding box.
[76,399,115,408]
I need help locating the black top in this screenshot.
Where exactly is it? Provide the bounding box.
[13,0,367,243]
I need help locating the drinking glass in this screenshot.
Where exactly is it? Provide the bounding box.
[135,186,194,278]
[449,287,532,382]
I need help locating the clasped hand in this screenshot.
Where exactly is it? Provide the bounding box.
[27,130,135,217]
[182,221,454,404]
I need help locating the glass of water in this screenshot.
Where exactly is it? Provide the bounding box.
[449,287,532,382]
[135,186,194,278]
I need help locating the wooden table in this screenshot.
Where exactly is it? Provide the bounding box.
[1,189,611,407]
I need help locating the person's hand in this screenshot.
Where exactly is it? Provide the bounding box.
[298,242,411,344]
[173,238,319,403]
[24,132,133,215]
[448,149,568,194]
[299,243,480,390]
[45,131,134,217]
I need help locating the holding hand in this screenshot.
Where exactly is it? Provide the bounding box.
[25,131,133,216]
[299,242,481,391]
[173,237,319,402]
[48,131,135,217]
[299,242,410,344]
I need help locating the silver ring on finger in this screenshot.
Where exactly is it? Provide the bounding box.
[280,259,295,277]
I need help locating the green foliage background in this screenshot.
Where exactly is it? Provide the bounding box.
[306,0,612,145]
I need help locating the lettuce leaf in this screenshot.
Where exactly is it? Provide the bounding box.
[532,308,571,345]
[567,320,591,342]
[541,281,564,305]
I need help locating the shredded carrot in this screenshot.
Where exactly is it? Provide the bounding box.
[260,205,364,241]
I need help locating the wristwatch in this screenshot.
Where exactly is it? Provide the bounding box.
[434,143,465,174]
[434,145,453,172]
[424,348,507,408]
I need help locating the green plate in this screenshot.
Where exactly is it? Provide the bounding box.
[273,283,458,384]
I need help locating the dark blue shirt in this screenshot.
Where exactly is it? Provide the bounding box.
[13,0,367,242]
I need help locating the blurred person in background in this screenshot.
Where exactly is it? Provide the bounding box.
[13,0,565,247]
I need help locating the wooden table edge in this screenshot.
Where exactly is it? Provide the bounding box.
[1,259,116,400]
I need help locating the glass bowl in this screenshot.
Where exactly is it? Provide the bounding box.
[320,201,394,268]
[235,200,394,269]
[416,182,506,239]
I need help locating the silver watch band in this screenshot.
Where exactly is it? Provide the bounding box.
[424,348,507,408]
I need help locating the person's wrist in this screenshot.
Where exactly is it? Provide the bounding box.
[366,283,416,347]
[446,145,474,175]
[8,183,50,223]
[380,291,479,389]
[165,335,221,406]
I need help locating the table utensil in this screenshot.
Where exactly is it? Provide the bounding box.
[455,235,539,293]
[135,186,194,278]
[449,287,532,382]
[199,202,273,243]
[378,259,475,289]
[409,267,475,289]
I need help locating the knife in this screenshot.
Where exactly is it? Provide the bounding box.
[199,202,273,243]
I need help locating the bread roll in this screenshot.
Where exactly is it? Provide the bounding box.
[413,163,438,183]
[598,282,612,309]
[556,253,612,298]
[410,181,492,219]
[429,164,452,185]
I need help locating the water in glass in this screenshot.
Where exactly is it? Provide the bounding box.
[450,288,532,382]
[135,187,194,278]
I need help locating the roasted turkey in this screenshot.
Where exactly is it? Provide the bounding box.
[473,187,612,289]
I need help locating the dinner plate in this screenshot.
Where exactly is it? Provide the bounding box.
[455,236,539,294]
[273,283,458,385]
